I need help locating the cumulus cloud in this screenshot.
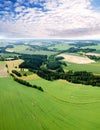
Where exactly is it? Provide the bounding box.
[0,0,100,38]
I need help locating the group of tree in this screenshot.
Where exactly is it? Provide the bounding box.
[37,68,62,81]
[70,42,97,47]
[36,69,100,87]
[86,55,100,61]
[10,73,44,92]
[65,47,96,53]
[0,45,14,53]
[61,71,100,86]
[19,54,47,69]
[12,70,22,77]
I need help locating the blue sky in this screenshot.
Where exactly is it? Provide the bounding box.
[0,0,100,39]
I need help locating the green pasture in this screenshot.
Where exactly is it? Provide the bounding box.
[6,45,56,55]
[0,77,100,130]
[6,45,29,52]
[0,53,19,57]
[48,42,72,50]
[82,44,100,54]
[64,62,100,74]
[29,50,56,55]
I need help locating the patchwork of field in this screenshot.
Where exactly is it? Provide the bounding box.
[0,62,8,77]
[6,45,56,55]
[59,54,95,64]
[0,77,100,130]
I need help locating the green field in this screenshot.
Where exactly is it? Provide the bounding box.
[82,44,100,54]
[48,42,72,50]
[64,62,100,74]
[0,77,100,130]
[6,45,29,53]
[6,45,56,55]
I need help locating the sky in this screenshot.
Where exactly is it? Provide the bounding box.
[0,0,100,39]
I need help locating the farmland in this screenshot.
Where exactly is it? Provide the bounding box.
[6,59,23,73]
[0,61,8,77]
[48,42,72,51]
[6,45,56,55]
[0,77,100,130]
[0,39,100,130]
[59,54,95,64]
[64,62,100,74]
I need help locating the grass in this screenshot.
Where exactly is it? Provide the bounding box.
[0,53,19,57]
[0,77,100,130]
[82,44,100,54]
[48,42,72,50]
[27,50,56,55]
[64,62,100,74]
[6,45,29,53]
[6,45,56,55]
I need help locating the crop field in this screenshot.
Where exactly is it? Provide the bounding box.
[59,53,95,64]
[29,50,56,55]
[6,45,56,55]
[63,62,100,74]
[48,42,73,50]
[6,45,29,53]
[0,77,100,130]
[6,59,23,73]
[0,61,8,77]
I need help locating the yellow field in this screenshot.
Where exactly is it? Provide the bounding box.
[59,53,95,64]
[6,59,23,73]
[20,74,40,80]
[5,59,40,80]
[0,62,9,77]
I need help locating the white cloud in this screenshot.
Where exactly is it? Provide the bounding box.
[0,0,100,38]
[15,6,26,12]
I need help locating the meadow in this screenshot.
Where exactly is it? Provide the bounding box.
[48,42,72,50]
[82,44,100,54]
[6,45,56,55]
[0,77,100,130]
[64,62,100,74]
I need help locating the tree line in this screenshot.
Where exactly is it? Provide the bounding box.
[36,69,100,86]
[86,55,100,61]
[10,73,44,92]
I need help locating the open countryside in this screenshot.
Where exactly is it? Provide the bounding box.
[0,77,100,130]
[0,39,100,130]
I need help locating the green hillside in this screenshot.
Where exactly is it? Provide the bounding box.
[0,77,100,130]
